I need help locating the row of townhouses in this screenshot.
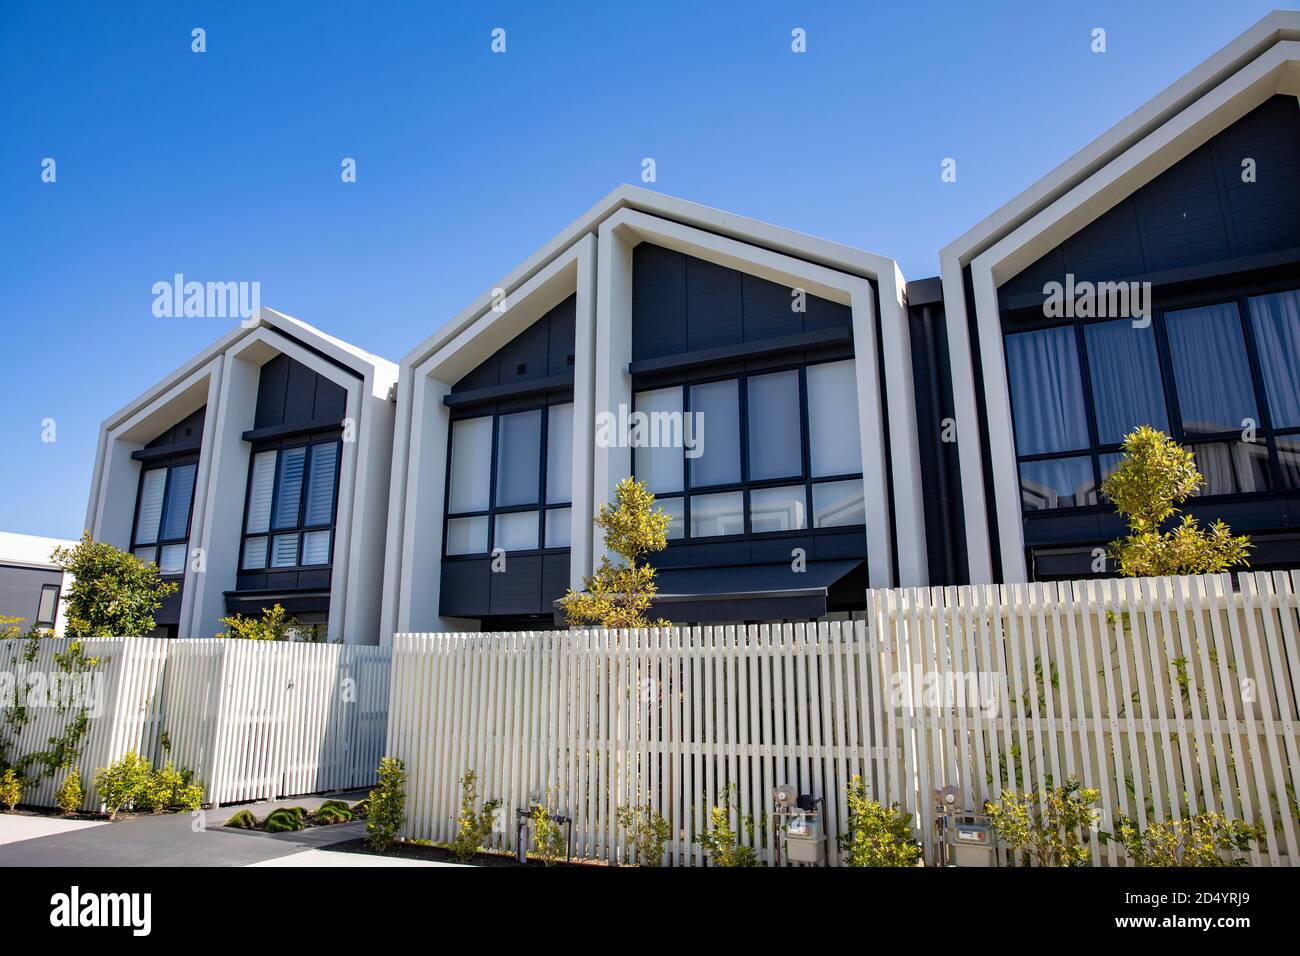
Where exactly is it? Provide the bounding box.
[80,14,1300,643]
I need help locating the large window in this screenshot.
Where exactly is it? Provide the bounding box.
[240,435,341,571]
[444,402,573,556]
[634,359,865,541]
[131,460,198,575]
[1007,288,1300,511]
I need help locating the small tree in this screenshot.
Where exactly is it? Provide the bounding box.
[366,756,407,851]
[55,768,84,815]
[449,770,500,863]
[839,776,921,867]
[0,768,22,811]
[699,784,759,867]
[1101,427,1251,576]
[1109,812,1262,867]
[616,802,671,866]
[528,790,568,866]
[559,478,671,628]
[217,604,300,641]
[985,780,1099,867]
[52,533,177,638]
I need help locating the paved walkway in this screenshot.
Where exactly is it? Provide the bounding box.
[0,791,460,867]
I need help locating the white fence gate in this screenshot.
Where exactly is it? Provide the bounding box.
[387,571,1300,866]
[2,637,390,811]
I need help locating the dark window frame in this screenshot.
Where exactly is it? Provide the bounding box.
[35,583,60,629]
[442,397,574,559]
[238,429,343,573]
[129,454,200,577]
[1005,285,1300,515]
[633,357,866,544]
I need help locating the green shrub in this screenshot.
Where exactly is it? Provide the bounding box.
[224,809,259,829]
[529,792,568,866]
[0,768,22,811]
[314,805,353,825]
[449,770,500,863]
[985,780,1100,867]
[94,751,151,820]
[350,799,368,819]
[699,784,758,867]
[264,808,305,833]
[838,776,920,867]
[1108,812,1263,867]
[137,760,203,813]
[55,768,83,815]
[216,603,301,641]
[615,803,671,866]
[316,799,351,815]
[366,757,407,851]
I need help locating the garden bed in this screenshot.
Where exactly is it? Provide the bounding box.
[328,837,603,868]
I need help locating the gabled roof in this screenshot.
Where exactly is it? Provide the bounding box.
[401,184,901,370]
[99,308,398,435]
[941,9,1300,266]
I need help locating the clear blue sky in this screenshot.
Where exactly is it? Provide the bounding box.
[0,0,1281,538]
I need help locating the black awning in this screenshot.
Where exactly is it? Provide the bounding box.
[553,559,866,626]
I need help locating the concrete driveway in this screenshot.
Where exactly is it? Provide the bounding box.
[0,793,457,867]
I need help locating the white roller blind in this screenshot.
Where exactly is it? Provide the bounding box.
[449,417,493,513]
[634,387,684,494]
[135,469,167,545]
[245,450,277,533]
[546,404,574,504]
[807,360,862,478]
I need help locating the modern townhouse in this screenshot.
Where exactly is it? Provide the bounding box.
[76,11,1300,642]
[940,9,1300,583]
[380,187,933,634]
[84,310,398,642]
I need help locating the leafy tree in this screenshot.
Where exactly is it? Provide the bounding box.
[985,780,1100,867]
[839,775,921,867]
[449,769,500,863]
[699,783,759,867]
[1101,426,1251,576]
[616,802,671,866]
[217,603,301,641]
[0,768,21,811]
[52,533,177,638]
[55,767,83,815]
[529,791,569,866]
[366,756,407,851]
[559,477,671,628]
[1108,812,1262,866]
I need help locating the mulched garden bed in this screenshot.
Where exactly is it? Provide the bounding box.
[327,837,606,868]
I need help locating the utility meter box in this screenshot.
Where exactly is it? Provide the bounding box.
[785,816,825,864]
[948,813,996,867]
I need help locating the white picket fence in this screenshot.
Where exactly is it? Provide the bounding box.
[387,571,1300,866]
[2,637,390,811]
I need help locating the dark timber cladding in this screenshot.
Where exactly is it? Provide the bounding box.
[229,354,348,612]
[998,94,1300,580]
[440,295,576,624]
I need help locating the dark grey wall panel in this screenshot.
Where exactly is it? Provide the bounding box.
[1002,95,1300,298]
[452,295,577,393]
[632,243,852,362]
[908,296,968,585]
[440,551,572,619]
[144,407,205,451]
[0,565,62,632]
[253,354,347,430]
